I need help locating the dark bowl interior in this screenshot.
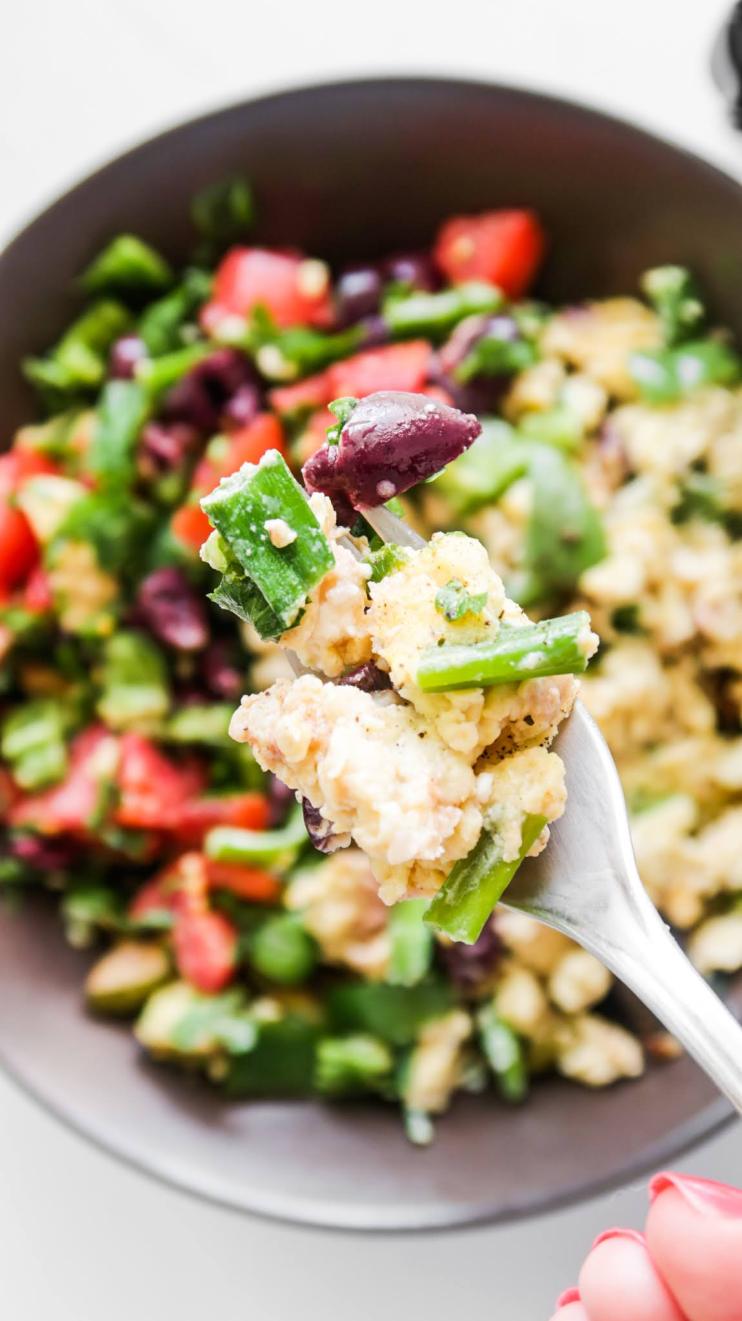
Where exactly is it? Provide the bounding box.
[1,78,740,1231]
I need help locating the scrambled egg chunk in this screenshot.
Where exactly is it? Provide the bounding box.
[231,529,579,903]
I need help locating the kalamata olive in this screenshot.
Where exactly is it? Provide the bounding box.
[335,266,384,326]
[8,833,79,872]
[163,349,257,433]
[201,640,243,700]
[432,313,521,413]
[302,799,343,853]
[136,568,209,652]
[302,390,481,510]
[222,381,261,430]
[357,314,391,348]
[109,335,148,380]
[336,661,392,693]
[383,251,439,291]
[267,774,295,828]
[137,420,199,478]
[437,920,502,992]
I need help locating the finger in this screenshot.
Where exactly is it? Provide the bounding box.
[578,1229,685,1321]
[547,1301,591,1321]
[646,1172,742,1321]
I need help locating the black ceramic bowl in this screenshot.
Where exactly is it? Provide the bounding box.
[1,78,740,1231]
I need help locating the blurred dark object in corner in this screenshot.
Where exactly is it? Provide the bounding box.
[712,3,742,127]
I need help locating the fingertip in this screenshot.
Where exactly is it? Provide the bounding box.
[547,1303,591,1321]
[646,1183,742,1321]
[579,1231,685,1321]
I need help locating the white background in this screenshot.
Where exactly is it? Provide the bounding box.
[1,2,741,1316]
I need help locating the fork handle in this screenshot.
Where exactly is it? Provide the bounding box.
[580,879,742,1115]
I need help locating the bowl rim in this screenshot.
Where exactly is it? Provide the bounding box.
[0,72,738,1232]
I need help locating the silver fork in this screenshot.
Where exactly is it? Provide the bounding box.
[360,504,742,1112]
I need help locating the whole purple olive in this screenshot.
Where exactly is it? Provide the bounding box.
[222,381,261,430]
[437,920,503,993]
[302,390,481,511]
[137,420,199,478]
[109,335,148,380]
[201,640,243,700]
[267,774,296,828]
[163,349,257,433]
[336,661,392,693]
[136,567,209,652]
[302,799,343,854]
[432,313,521,414]
[383,251,439,292]
[335,266,384,327]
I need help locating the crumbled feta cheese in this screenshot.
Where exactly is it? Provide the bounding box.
[265,517,297,548]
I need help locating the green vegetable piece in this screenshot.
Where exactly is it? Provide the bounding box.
[384,281,502,339]
[1,698,77,790]
[208,569,286,639]
[418,610,594,691]
[315,1033,393,1096]
[629,340,742,404]
[434,578,488,623]
[432,420,528,515]
[201,451,334,633]
[425,814,546,945]
[82,235,173,297]
[249,913,317,985]
[327,980,453,1047]
[456,333,537,383]
[206,803,308,866]
[96,630,170,733]
[191,176,255,246]
[366,542,413,583]
[326,395,359,445]
[387,899,433,987]
[164,704,233,746]
[135,342,214,399]
[89,380,150,486]
[53,489,156,578]
[223,1017,320,1097]
[640,265,704,346]
[518,404,583,452]
[477,1002,528,1102]
[24,300,130,410]
[62,884,128,947]
[85,940,171,1015]
[248,309,363,377]
[524,444,606,597]
[135,981,255,1059]
[138,268,212,356]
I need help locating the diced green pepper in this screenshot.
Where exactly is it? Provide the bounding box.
[88,380,150,486]
[249,913,317,985]
[222,1017,319,1097]
[315,1033,393,1096]
[135,981,255,1059]
[387,899,433,987]
[82,235,173,297]
[96,630,170,733]
[206,803,308,867]
[191,176,255,247]
[384,281,502,339]
[1,698,78,790]
[327,980,453,1047]
[456,332,537,382]
[138,268,212,356]
[135,342,214,399]
[201,451,334,633]
[24,300,130,411]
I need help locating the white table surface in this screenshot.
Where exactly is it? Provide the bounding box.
[1,2,741,1315]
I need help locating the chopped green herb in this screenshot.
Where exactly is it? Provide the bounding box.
[82,235,173,297]
[96,630,170,733]
[365,542,413,583]
[89,380,150,486]
[434,578,488,623]
[326,395,358,445]
[191,176,255,248]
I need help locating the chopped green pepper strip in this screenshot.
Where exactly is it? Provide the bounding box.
[456,333,537,383]
[383,281,502,339]
[23,300,130,410]
[135,341,214,399]
[82,235,173,296]
[205,803,308,865]
[417,610,593,692]
[477,1003,528,1101]
[201,451,334,633]
[425,814,547,944]
[387,899,433,987]
[138,268,212,355]
[315,1034,394,1096]
[89,380,150,486]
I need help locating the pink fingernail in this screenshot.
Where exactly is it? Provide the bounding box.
[556,1287,580,1306]
[591,1226,646,1250]
[649,1171,742,1218]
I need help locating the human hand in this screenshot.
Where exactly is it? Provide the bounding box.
[550,1172,742,1321]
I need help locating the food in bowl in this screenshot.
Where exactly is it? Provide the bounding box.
[1,180,739,1139]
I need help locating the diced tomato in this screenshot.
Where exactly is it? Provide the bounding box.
[269,371,334,417]
[171,501,212,552]
[173,905,238,992]
[116,734,205,831]
[193,413,286,493]
[23,566,53,613]
[433,209,545,298]
[9,725,114,834]
[0,451,58,497]
[204,859,281,904]
[170,791,269,847]
[201,248,333,334]
[0,766,20,815]
[0,507,39,590]
[295,407,335,465]
[327,340,432,399]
